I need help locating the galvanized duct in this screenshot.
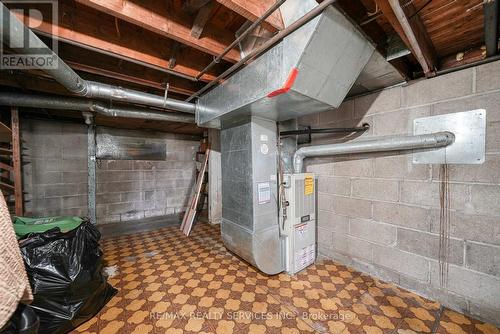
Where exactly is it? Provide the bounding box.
[220,117,283,275]
[196,0,375,127]
[0,2,196,114]
[0,92,195,123]
[293,132,455,173]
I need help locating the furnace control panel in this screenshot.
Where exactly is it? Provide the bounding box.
[281,173,316,275]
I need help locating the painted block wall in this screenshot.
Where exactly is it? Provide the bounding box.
[21,118,199,223]
[299,60,500,326]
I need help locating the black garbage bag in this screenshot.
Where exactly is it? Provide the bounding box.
[19,221,116,334]
[0,304,40,334]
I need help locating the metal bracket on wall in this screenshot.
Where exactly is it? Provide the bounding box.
[413,110,486,164]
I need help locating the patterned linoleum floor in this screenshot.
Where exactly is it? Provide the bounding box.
[73,223,500,334]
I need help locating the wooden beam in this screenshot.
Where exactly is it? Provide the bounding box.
[11,108,23,216]
[191,2,216,39]
[75,0,240,62]
[216,0,284,31]
[379,0,437,76]
[66,61,195,96]
[10,4,217,82]
[55,42,204,94]
[484,0,499,57]
[439,46,487,71]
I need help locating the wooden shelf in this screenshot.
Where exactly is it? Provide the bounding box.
[0,108,23,216]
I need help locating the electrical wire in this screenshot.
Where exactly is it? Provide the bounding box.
[439,161,451,287]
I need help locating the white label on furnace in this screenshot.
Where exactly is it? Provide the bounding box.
[260,143,269,155]
[260,134,268,142]
[257,182,271,204]
[296,223,308,238]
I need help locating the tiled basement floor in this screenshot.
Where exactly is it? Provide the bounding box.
[73,223,499,334]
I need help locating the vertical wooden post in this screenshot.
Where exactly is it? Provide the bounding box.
[11,107,23,216]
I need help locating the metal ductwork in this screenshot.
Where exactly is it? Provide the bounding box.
[0,2,196,114]
[0,93,195,123]
[293,132,456,173]
[221,117,282,274]
[198,0,378,275]
[196,0,375,128]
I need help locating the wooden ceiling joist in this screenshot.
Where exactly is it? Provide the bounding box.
[55,42,202,96]
[439,45,487,71]
[10,6,218,84]
[379,0,437,76]
[75,0,241,62]
[216,0,284,31]
[66,62,193,96]
[483,0,499,57]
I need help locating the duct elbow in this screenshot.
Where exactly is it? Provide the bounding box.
[73,78,90,96]
[441,131,455,146]
[293,150,306,174]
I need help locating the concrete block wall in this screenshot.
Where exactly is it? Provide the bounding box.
[96,132,198,224]
[22,118,199,224]
[300,60,500,326]
[22,119,88,217]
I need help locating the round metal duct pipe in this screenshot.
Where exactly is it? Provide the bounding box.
[0,92,195,124]
[0,2,196,114]
[293,132,455,173]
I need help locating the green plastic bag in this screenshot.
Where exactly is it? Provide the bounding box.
[12,216,84,239]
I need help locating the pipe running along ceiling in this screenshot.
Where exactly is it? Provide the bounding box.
[0,2,196,115]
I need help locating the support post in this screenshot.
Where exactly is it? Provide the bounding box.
[84,112,97,224]
[11,107,23,216]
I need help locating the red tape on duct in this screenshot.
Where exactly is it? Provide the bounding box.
[267,68,299,98]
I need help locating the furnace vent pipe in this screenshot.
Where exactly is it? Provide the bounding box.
[0,3,196,114]
[293,132,455,173]
[0,92,195,123]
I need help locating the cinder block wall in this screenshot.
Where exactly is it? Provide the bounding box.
[95,131,198,224]
[22,119,88,217]
[300,60,500,325]
[22,118,198,223]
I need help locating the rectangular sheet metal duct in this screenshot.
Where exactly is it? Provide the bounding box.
[220,117,283,274]
[196,0,375,128]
